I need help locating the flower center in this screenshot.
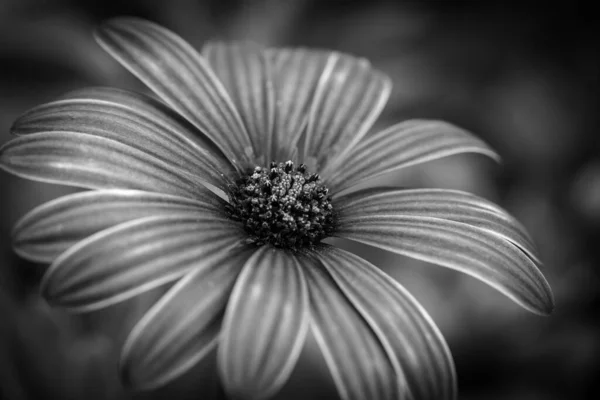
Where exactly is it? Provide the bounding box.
[226,160,335,250]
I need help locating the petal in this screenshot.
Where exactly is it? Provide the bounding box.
[326,120,500,195]
[335,187,540,263]
[302,54,391,174]
[41,213,246,312]
[0,131,208,198]
[218,246,309,400]
[120,245,254,390]
[95,17,253,167]
[12,87,234,189]
[316,246,456,400]
[266,48,333,161]
[202,42,275,164]
[336,215,554,315]
[303,254,405,400]
[13,189,224,263]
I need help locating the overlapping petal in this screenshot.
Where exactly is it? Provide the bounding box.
[218,247,309,400]
[266,48,334,161]
[335,187,539,263]
[13,189,224,263]
[315,246,455,400]
[335,215,554,315]
[303,256,405,400]
[41,214,246,312]
[203,42,275,163]
[120,245,254,390]
[0,131,209,198]
[302,54,391,174]
[326,120,500,195]
[11,87,234,189]
[95,17,253,167]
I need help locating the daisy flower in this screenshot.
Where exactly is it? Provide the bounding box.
[0,17,553,400]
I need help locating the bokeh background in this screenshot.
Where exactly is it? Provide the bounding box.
[1,1,599,399]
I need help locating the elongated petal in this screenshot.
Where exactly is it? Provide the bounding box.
[316,246,455,400]
[13,189,224,263]
[121,245,254,390]
[41,214,246,312]
[12,87,234,189]
[0,132,208,198]
[303,54,391,174]
[336,215,554,315]
[266,48,333,161]
[95,17,253,166]
[203,42,275,164]
[335,187,539,263]
[326,120,500,195]
[218,247,309,400]
[303,256,405,400]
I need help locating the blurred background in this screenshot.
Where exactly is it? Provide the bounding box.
[1,0,598,399]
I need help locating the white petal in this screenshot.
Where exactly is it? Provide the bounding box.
[203,42,275,164]
[303,255,405,400]
[334,187,540,263]
[0,132,209,199]
[316,246,456,400]
[95,17,253,167]
[266,48,333,161]
[41,213,246,312]
[12,87,234,189]
[302,53,391,174]
[326,120,500,195]
[13,189,223,263]
[335,215,554,315]
[120,245,254,389]
[218,246,309,400]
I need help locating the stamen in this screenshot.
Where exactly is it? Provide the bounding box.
[226,161,335,250]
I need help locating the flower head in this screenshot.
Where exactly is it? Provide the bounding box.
[0,17,554,400]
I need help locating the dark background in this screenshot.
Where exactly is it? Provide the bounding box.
[1,1,599,399]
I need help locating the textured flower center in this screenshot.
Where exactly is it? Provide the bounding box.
[226,161,335,249]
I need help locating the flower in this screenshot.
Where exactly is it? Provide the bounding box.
[0,17,554,400]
